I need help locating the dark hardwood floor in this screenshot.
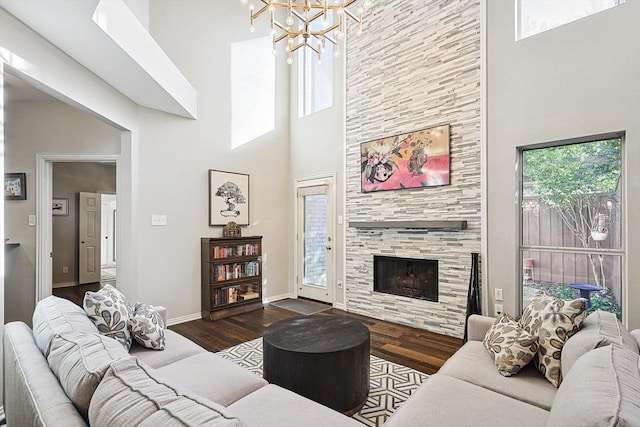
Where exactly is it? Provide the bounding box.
[170,303,463,375]
[52,286,463,374]
[53,283,101,306]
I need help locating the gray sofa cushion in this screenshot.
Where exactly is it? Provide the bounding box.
[130,329,205,368]
[3,322,88,426]
[384,374,550,427]
[227,384,363,427]
[548,344,640,426]
[47,331,131,419]
[438,340,557,410]
[632,330,640,349]
[32,296,98,357]
[562,310,639,378]
[154,352,267,406]
[88,358,244,426]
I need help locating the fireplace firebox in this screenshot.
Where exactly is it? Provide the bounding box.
[373,255,438,302]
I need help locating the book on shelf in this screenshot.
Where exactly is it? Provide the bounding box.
[212,262,260,282]
[212,243,260,259]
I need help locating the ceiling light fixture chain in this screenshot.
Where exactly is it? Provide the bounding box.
[240,0,371,64]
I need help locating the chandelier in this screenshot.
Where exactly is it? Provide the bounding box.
[240,0,371,64]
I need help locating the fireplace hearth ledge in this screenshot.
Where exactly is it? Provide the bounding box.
[348,220,467,230]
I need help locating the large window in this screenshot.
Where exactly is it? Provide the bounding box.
[520,136,623,319]
[516,0,625,40]
[231,36,275,148]
[297,20,334,117]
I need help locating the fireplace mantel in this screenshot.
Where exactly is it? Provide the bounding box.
[348,220,467,230]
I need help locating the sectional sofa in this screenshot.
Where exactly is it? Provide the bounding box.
[4,295,640,426]
[3,296,362,426]
[385,312,640,426]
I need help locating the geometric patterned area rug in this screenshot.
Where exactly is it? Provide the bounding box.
[217,338,429,426]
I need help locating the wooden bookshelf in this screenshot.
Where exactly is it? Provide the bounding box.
[201,236,263,321]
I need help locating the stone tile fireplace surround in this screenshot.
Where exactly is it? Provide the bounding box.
[345,225,480,338]
[344,0,481,339]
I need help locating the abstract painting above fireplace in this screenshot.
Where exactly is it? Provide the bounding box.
[373,255,438,302]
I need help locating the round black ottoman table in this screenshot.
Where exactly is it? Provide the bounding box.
[262,314,370,415]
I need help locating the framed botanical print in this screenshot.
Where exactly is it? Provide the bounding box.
[209,170,249,226]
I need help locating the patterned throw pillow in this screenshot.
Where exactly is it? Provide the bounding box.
[130,303,165,350]
[83,285,133,350]
[483,313,539,376]
[519,291,587,387]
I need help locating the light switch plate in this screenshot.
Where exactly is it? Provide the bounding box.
[28,215,37,227]
[151,215,167,226]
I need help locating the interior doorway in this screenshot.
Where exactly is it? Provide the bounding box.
[38,155,119,302]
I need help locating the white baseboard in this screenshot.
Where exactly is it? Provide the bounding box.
[263,293,294,304]
[166,312,201,327]
[166,292,334,327]
[333,302,346,311]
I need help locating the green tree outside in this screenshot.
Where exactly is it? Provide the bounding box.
[522,139,622,287]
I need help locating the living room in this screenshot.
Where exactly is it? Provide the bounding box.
[1,0,639,425]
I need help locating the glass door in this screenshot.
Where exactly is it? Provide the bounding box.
[296,181,334,303]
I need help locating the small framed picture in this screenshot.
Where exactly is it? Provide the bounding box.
[209,170,249,226]
[4,173,27,200]
[52,198,69,216]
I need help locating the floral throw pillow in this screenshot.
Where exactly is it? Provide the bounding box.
[83,286,133,351]
[519,291,587,387]
[130,303,165,350]
[483,313,539,376]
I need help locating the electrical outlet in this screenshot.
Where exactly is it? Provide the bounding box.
[495,304,504,317]
[495,288,503,301]
[62,266,69,274]
[151,215,167,226]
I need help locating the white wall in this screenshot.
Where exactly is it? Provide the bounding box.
[4,100,121,324]
[289,45,346,306]
[137,0,291,314]
[1,6,140,404]
[486,1,640,329]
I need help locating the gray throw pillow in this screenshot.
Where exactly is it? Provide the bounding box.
[130,303,165,350]
[483,313,539,376]
[83,285,133,350]
[519,291,586,387]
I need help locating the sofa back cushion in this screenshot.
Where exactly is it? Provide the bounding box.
[548,344,640,426]
[4,322,88,426]
[89,358,244,426]
[47,331,131,419]
[561,310,639,378]
[32,296,98,357]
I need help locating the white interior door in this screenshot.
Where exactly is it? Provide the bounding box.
[296,179,334,303]
[100,194,116,268]
[79,192,101,284]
